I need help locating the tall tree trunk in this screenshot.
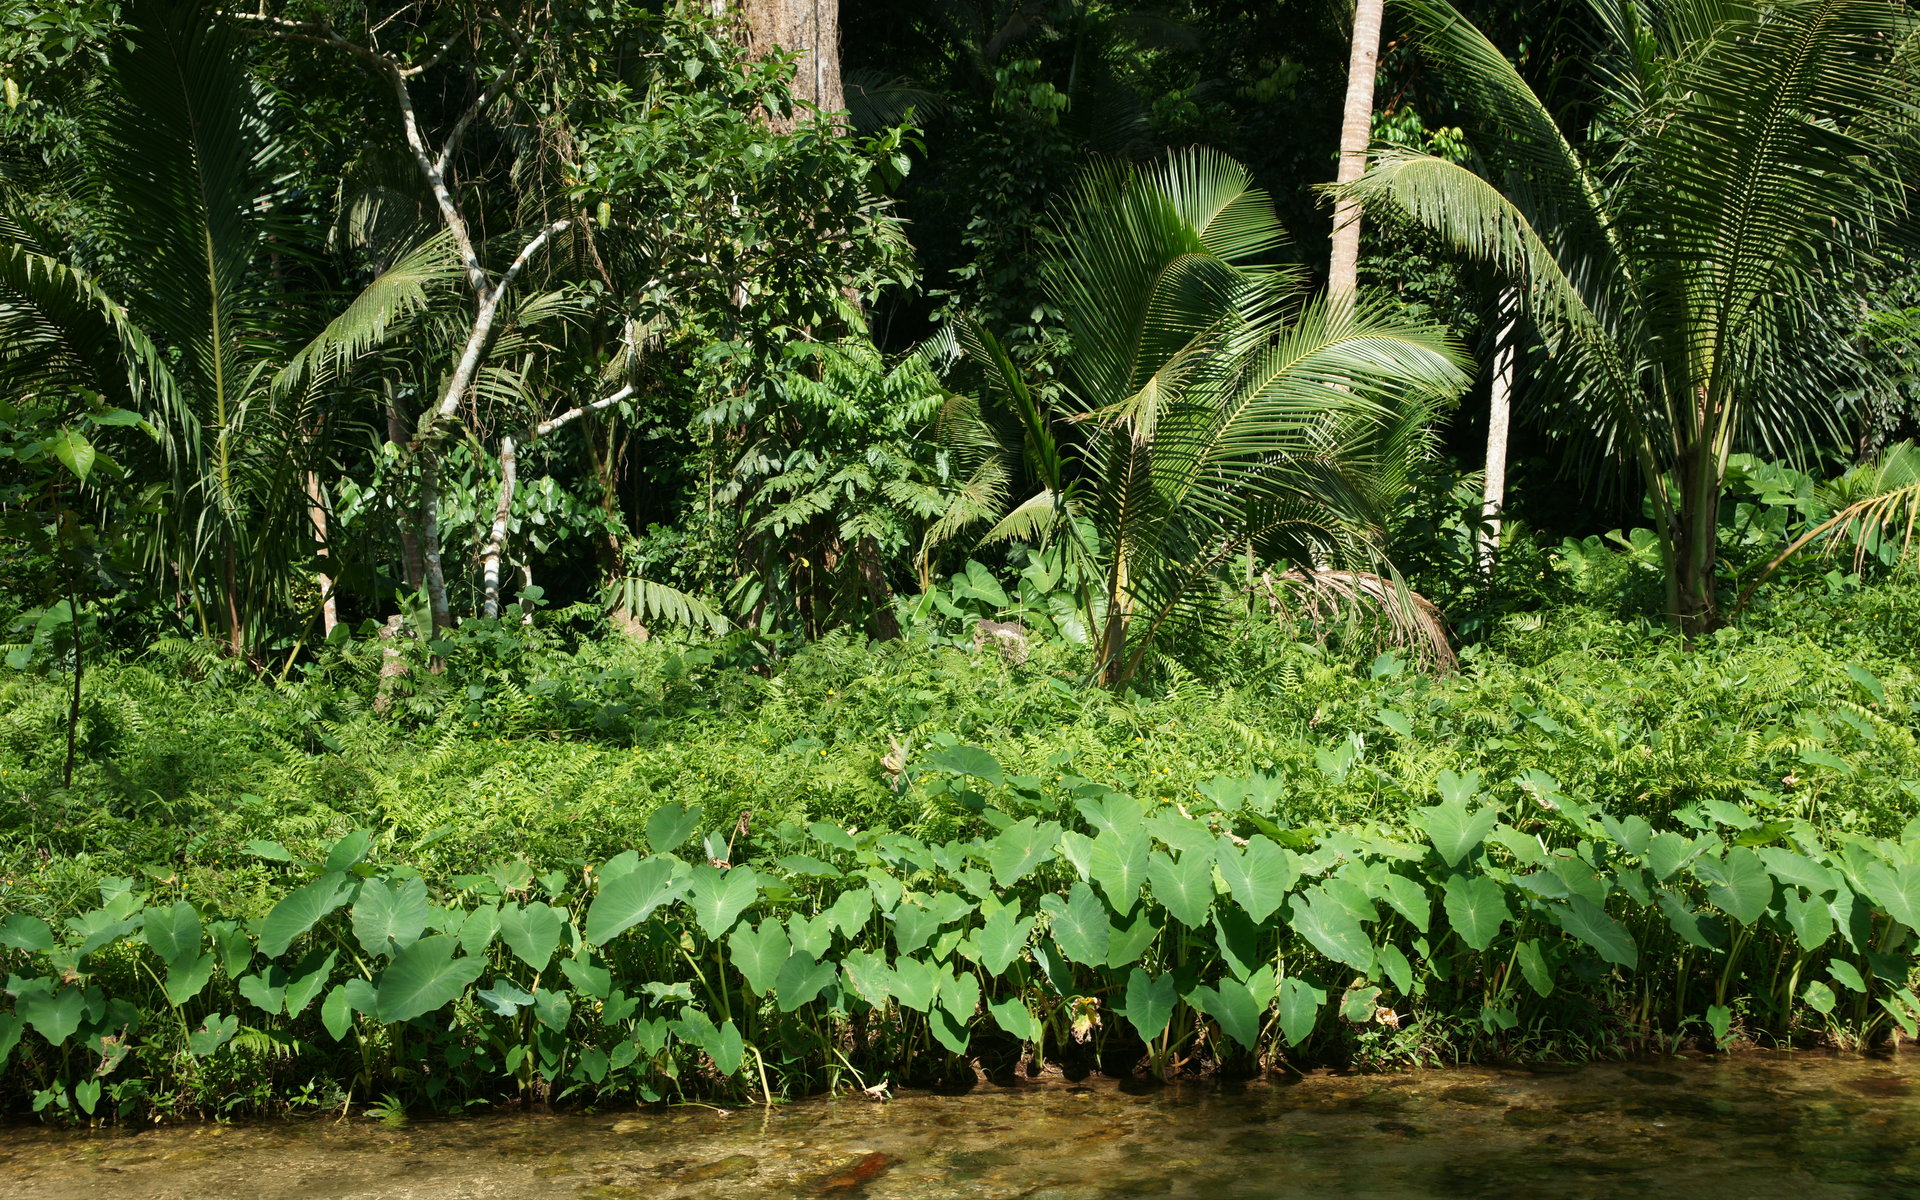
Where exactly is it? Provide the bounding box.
[420,451,451,642]
[1671,445,1724,639]
[1328,0,1385,303]
[481,435,518,620]
[1478,290,1517,573]
[854,535,901,641]
[306,470,338,635]
[736,0,843,126]
[224,538,244,659]
[387,384,426,591]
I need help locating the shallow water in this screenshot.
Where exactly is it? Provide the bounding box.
[6,1054,1920,1200]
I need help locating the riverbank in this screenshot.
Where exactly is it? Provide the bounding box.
[6,1052,1917,1199]
[4,597,1920,1119]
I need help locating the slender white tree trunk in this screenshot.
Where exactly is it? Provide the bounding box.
[1328,0,1386,303]
[480,436,518,620]
[478,385,635,619]
[1479,291,1518,572]
[305,470,338,635]
[419,453,449,641]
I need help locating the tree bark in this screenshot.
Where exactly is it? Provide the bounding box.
[1670,446,1724,639]
[420,451,450,645]
[1328,0,1385,303]
[1478,290,1517,573]
[481,435,518,620]
[854,535,901,641]
[305,470,338,635]
[386,384,426,592]
[736,0,843,125]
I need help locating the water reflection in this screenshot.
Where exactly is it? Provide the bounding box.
[4,1054,1918,1199]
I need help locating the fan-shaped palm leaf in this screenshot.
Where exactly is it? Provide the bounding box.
[1344,0,1920,632]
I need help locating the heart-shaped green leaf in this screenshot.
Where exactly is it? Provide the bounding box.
[729,918,790,996]
[1441,873,1509,952]
[1041,881,1111,966]
[498,901,565,971]
[351,876,430,957]
[1556,896,1637,969]
[375,935,484,1023]
[585,856,685,945]
[1146,849,1214,929]
[645,802,704,853]
[142,901,202,966]
[688,865,760,938]
[1706,848,1773,926]
[257,873,351,958]
[1414,799,1499,867]
[1216,835,1295,923]
[1123,968,1177,1043]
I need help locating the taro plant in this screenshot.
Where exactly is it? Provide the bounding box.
[5,746,1920,1119]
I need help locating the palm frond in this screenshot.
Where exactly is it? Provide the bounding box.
[0,243,189,459]
[277,231,462,397]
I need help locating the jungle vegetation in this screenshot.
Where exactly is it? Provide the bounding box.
[6,0,1920,1121]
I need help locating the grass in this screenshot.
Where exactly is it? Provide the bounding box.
[6,587,1920,921]
[3,582,1919,1121]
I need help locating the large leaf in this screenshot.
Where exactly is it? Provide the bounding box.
[1289,887,1373,973]
[988,819,1059,889]
[142,901,202,966]
[1276,976,1324,1046]
[645,803,704,853]
[891,956,939,1012]
[890,899,945,957]
[840,951,894,1009]
[1555,896,1637,969]
[774,952,837,1012]
[1216,835,1295,923]
[257,873,351,958]
[17,983,84,1046]
[1869,861,1920,932]
[1146,849,1215,929]
[498,901,566,972]
[585,856,685,945]
[1414,800,1499,867]
[163,953,215,1006]
[1441,873,1509,951]
[971,903,1034,976]
[1042,881,1112,966]
[1782,889,1834,953]
[351,877,430,958]
[0,914,54,955]
[1705,848,1773,926]
[1088,828,1150,913]
[374,935,485,1023]
[1188,977,1263,1051]
[729,919,790,996]
[1124,968,1178,1043]
[688,865,761,938]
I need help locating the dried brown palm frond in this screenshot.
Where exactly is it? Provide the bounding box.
[1253,567,1455,671]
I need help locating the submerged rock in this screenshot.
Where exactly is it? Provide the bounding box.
[813,1151,895,1195]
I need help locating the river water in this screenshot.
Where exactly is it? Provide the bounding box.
[4,1053,1918,1199]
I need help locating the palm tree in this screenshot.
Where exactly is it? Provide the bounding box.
[962,147,1468,687]
[1329,0,1387,301]
[1341,0,1920,635]
[0,1,459,660]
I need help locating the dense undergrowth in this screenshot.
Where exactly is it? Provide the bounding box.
[4,581,1920,1120]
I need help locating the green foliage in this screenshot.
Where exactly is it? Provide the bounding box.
[5,735,1920,1117]
[1345,0,1920,633]
[958,147,1469,685]
[3,584,1920,1115]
